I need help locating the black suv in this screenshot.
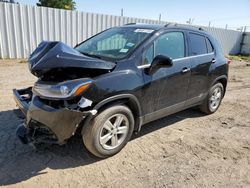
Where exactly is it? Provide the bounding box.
[13,23,229,158]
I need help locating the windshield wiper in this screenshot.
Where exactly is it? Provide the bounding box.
[80,52,102,59]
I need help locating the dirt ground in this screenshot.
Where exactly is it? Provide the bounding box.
[0,59,249,188]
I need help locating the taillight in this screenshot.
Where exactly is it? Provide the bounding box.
[226,58,231,65]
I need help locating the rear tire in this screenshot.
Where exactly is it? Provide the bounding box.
[82,105,134,158]
[199,82,224,114]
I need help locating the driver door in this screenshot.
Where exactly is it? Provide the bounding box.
[140,31,191,123]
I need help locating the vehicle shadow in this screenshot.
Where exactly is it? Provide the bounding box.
[0,108,204,186]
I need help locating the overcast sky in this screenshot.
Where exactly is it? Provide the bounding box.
[17,0,250,29]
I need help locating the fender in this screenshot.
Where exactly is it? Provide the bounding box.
[94,94,141,113]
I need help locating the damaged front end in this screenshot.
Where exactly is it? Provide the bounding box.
[14,88,89,144]
[13,41,114,145]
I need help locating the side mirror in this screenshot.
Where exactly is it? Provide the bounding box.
[146,55,173,75]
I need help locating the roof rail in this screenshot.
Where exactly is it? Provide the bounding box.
[124,23,136,25]
[164,23,172,27]
[173,23,204,31]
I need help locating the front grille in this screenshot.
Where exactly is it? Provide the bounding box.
[38,96,81,109]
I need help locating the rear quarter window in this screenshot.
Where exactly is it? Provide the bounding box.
[206,38,214,53]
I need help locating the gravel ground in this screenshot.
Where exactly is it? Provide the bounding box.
[0,59,249,188]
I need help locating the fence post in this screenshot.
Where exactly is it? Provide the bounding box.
[0,27,3,59]
[121,8,123,17]
[243,26,247,33]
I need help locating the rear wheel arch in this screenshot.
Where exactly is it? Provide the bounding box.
[200,82,224,114]
[211,75,227,95]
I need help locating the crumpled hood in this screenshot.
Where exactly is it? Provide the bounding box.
[28,41,116,77]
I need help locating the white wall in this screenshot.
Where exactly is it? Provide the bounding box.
[0,2,243,58]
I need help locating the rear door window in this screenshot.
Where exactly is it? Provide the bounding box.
[189,33,207,55]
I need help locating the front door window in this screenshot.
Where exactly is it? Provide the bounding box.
[142,31,185,65]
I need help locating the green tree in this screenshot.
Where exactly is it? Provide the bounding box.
[37,0,76,10]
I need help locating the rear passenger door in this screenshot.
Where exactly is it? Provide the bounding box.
[186,32,215,106]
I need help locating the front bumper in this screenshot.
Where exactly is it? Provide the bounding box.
[13,88,87,144]
[13,87,32,116]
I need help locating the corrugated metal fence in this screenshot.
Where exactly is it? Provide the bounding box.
[0,2,243,59]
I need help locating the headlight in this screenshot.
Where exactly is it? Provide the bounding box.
[33,79,91,99]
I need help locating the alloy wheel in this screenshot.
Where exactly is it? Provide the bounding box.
[99,114,129,150]
[209,87,222,111]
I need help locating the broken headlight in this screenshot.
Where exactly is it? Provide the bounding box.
[33,79,91,99]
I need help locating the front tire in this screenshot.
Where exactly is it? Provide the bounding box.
[199,82,224,114]
[82,105,134,158]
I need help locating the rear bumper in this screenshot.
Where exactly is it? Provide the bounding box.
[13,88,89,144]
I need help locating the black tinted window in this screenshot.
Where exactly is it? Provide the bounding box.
[154,32,185,59]
[206,38,213,53]
[189,33,207,55]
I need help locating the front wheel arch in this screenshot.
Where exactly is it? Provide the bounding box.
[81,94,142,135]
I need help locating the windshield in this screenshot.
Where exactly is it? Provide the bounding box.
[75,27,154,61]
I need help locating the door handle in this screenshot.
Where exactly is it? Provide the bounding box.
[182,67,190,73]
[212,59,216,63]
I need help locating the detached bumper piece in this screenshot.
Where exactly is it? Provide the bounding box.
[16,123,30,144]
[16,121,58,144]
[13,88,86,145]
